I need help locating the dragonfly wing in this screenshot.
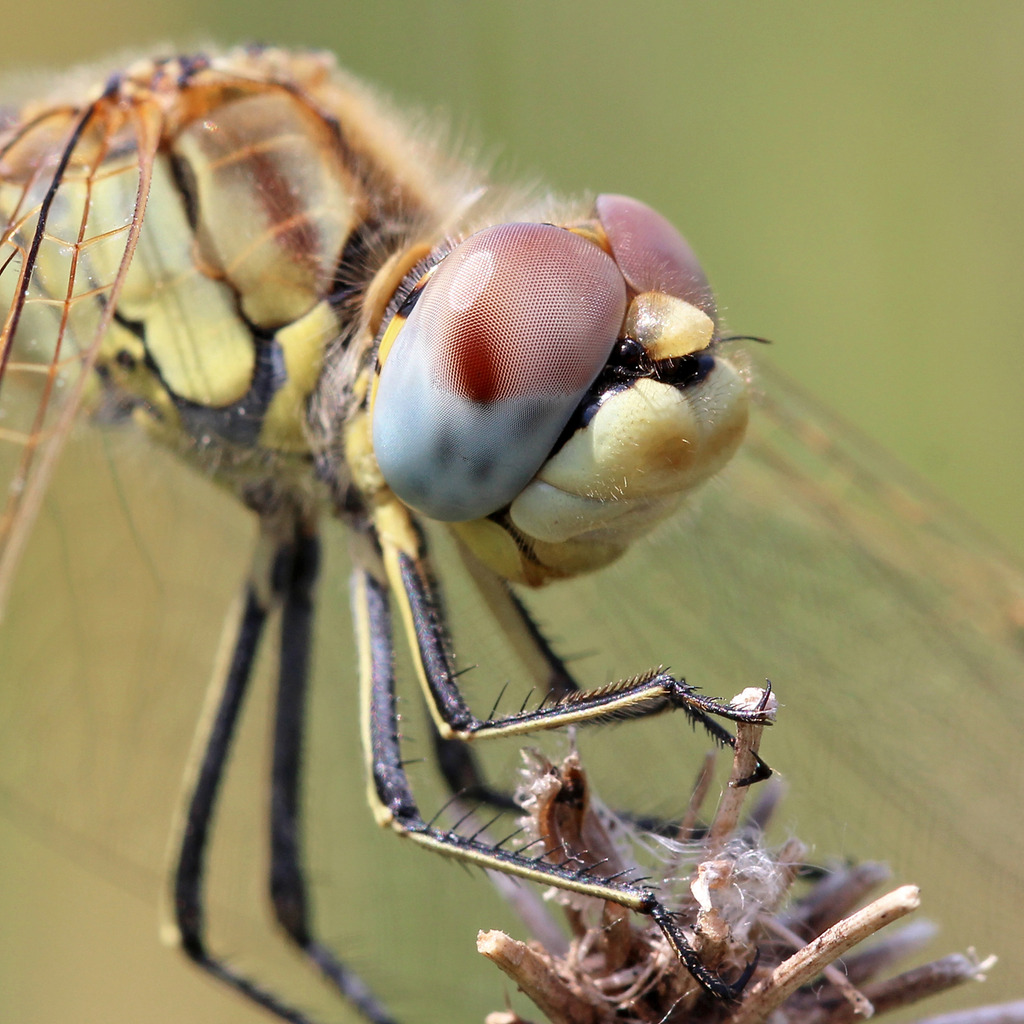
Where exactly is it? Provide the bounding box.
[514,355,1024,1006]
[0,87,162,611]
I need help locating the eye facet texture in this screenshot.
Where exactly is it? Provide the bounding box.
[373,223,626,521]
[596,194,715,320]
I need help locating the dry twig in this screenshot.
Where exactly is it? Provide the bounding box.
[478,686,1019,1024]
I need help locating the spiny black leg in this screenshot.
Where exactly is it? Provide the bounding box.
[428,580,581,811]
[394,547,772,769]
[355,565,755,1002]
[267,530,397,1024]
[427,557,767,812]
[269,532,316,943]
[171,523,397,1024]
[457,549,581,699]
[173,582,265,959]
[429,730,519,812]
[172,542,318,1024]
[500,583,580,699]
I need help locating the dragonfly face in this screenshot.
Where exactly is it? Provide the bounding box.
[367,202,748,583]
[1,45,1023,1024]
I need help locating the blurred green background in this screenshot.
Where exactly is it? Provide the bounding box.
[0,3,1022,1024]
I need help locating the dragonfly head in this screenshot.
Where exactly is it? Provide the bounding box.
[370,195,749,585]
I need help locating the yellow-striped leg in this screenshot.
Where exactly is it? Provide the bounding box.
[374,499,770,772]
[354,521,768,999]
[168,516,397,1024]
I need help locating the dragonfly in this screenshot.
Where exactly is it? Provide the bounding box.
[1,46,1022,1024]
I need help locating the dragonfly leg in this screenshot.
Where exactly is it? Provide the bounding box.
[266,528,400,1022]
[424,589,732,831]
[169,518,398,1024]
[429,727,520,811]
[353,563,757,1002]
[455,545,581,700]
[374,501,771,781]
[427,567,581,811]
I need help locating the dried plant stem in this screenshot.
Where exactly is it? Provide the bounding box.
[707,687,775,851]
[480,687,1009,1024]
[761,916,872,1018]
[804,954,998,1024]
[479,930,595,1024]
[676,749,717,842]
[731,885,921,1024]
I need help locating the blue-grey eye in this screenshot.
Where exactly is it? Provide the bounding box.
[372,222,626,521]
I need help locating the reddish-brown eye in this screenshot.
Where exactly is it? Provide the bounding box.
[596,194,715,320]
[372,223,627,521]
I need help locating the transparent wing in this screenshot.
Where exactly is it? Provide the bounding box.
[0,93,1020,1022]
[516,357,1024,1010]
[0,88,160,610]
[1,362,1022,1024]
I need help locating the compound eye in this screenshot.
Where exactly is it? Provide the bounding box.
[372,223,627,521]
[596,194,715,320]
